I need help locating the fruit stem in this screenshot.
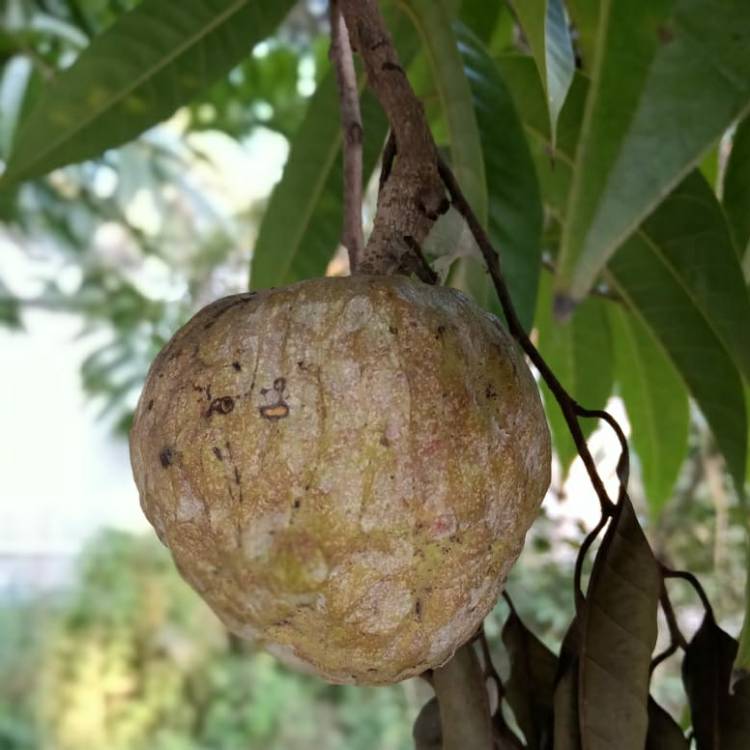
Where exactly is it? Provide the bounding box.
[338,0,448,278]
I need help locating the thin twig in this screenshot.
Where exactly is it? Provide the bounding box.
[662,565,715,620]
[329,0,364,271]
[437,158,619,518]
[650,582,688,674]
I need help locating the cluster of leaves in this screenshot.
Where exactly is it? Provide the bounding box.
[1,0,750,746]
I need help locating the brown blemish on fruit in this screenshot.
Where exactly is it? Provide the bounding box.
[259,377,290,421]
[207,396,235,417]
[232,361,242,371]
[212,446,223,461]
[159,448,174,468]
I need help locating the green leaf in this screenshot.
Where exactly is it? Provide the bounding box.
[580,496,661,749]
[699,142,720,192]
[646,698,689,749]
[724,114,750,255]
[565,0,599,69]
[250,76,385,288]
[1,0,295,186]
[502,609,557,749]
[607,174,750,493]
[608,304,689,516]
[0,55,33,159]
[682,613,750,749]
[556,0,750,303]
[250,10,419,289]
[402,0,491,314]
[459,0,504,45]
[508,0,574,143]
[406,0,486,222]
[536,274,614,475]
[455,30,544,331]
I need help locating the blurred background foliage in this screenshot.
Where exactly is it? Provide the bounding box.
[0,0,749,747]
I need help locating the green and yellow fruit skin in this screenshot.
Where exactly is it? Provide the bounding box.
[129,275,551,685]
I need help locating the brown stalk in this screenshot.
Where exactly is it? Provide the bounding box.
[339,0,448,278]
[330,0,364,270]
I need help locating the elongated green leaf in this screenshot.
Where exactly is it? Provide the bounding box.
[405,0,486,222]
[536,274,613,475]
[557,0,750,303]
[0,55,33,159]
[456,30,544,331]
[565,0,599,69]
[1,0,294,186]
[251,11,419,289]
[607,177,749,492]
[458,0,504,45]
[724,114,750,255]
[580,496,661,749]
[509,0,574,143]
[683,613,750,749]
[609,303,689,516]
[646,698,689,750]
[699,142,721,192]
[401,0,491,315]
[251,76,385,288]
[502,609,557,748]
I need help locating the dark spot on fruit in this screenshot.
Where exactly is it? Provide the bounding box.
[485,384,497,400]
[415,599,422,619]
[147,399,154,411]
[436,325,446,339]
[234,467,241,485]
[380,435,391,447]
[389,326,398,335]
[304,484,311,491]
[159,448,174,468]
[212,446,223,461]
[207,396,235,417]
[232,361,241,371]
[203,321,214,330]
[293,499,301,509]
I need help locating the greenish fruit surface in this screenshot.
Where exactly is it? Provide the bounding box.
[129,275,551,684]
